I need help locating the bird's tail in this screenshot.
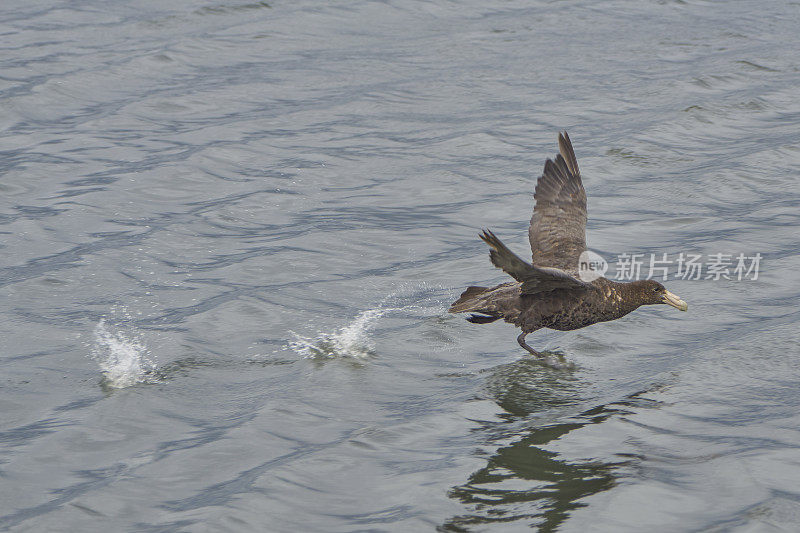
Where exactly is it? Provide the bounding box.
[449,286,490,312]
[449,286,501,323]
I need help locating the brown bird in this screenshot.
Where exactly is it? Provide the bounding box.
[449,131,688,359]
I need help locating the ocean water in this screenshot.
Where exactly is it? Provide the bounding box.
[2,0,800,531]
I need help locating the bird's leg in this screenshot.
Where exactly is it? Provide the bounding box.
[517,332,571,369]
[517,332,544,358]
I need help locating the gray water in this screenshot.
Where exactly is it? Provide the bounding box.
[2,1,800,531]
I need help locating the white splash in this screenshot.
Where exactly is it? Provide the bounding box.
[288,308,397,360]
[90,319,158,388]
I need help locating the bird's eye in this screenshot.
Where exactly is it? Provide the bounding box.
[652,287,660,293]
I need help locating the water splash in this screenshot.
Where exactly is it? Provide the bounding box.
[288,307,399,360]
[90,319,159,388]
[286,285,452,360]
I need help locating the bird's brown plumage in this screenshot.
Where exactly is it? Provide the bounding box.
[528,132,587,271]
[479,229,590,295]
[449,131,688,358]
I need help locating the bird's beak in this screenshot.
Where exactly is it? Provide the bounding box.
[662,290,688,311]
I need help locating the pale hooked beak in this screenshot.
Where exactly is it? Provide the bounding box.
[662,290,688,312]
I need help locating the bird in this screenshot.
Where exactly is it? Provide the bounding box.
[449,131,687,359]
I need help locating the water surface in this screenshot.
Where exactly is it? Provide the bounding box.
[2,0,800,531]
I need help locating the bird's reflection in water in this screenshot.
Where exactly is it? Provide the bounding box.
[484,355,581,416]
[441,358,656,532]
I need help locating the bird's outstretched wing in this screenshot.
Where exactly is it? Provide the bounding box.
[528,131,587,271]
[480,230,591,295]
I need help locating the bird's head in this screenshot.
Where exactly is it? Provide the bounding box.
[630,279,688,311]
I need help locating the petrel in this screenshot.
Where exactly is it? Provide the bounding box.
[449,132,688,358]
